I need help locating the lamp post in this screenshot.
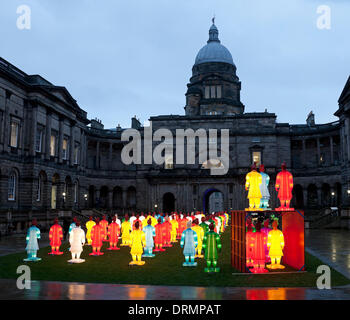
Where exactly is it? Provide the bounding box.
[84,193,88,209]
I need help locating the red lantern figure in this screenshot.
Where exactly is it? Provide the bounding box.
[100,215,109,241]
[246,224,254,267]
[251,222,268,273]
[162,217,173,248]
[275,162,294,211]
[49,218,63,255]
[107,216,121,250]
[153,218,166,252]
[261,219,271,263]
[90,218,106,256]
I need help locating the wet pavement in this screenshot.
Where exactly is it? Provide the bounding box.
[0,279,349,300]
[0,229,349,299]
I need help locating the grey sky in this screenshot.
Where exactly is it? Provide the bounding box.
[0,0,349,128]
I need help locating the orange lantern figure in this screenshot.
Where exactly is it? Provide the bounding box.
[170,215,178,243]
[162,217,173,247]
[178,216,188,239]
[90,218,105,256]
[267,220,285,269]
[245,163,263,211]
[100,215,109,241]
[246,224,254,267]
[275,162,294,211]
[49,218,63,255]
[85,216,96,245]
[251,222,268,273]
[153,218,165,252]
[107,216,121,250]
[129,221,146,265]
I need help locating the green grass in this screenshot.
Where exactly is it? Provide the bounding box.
[0,227,349,288]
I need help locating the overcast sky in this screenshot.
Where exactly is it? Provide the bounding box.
[0,0,349,128]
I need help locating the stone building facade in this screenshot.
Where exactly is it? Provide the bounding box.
[0,23,349,229]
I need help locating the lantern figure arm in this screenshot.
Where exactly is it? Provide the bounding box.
[194,232,198,248]
[216,234,222,252]
[280,233,285,249]
[180,231,186,248]
[245,175,250,191]
[202,233,208,249]
[267,233,272,248]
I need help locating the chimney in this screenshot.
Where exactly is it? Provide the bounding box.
[131,116,141,129]
[90,118,104,130]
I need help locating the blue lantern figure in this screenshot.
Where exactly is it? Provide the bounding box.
[259,164,271,210]
[142,218,156,258]
[180,221,198,267]
[24,219,41,262]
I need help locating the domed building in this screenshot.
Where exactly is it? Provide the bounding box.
[0,21,349,231]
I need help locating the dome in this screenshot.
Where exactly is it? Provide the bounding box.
[194,23,235,66]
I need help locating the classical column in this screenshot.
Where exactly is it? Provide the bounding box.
[96,141,100,169]
[45,111,52,160]
[346,118,350,162]
[317,187,322,207]
[58,117,64,163]
[3,94,10,153]
[30,104,38,156]
[122,188,127,209]
[303,189,308,208]
[302,139,306,167]
[109,142,113,170]
[69,121,75,166]
[108,190,113,209]
[316,138,321,165]
[330,136,334,165]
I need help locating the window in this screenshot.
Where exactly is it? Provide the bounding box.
[50,134,56,156]
[62,138,69,160]
[252,151,261,166]
[74,146,79,164]
[8,171,16,201]
[205,86,222,99]
[205,86,210,99]
[165,156,173,169]
[35,128,43,152]
[210,86,216,98]
[10,121,19,148]
[216,86,222,98]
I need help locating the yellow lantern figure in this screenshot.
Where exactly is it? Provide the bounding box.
[245,163,263,211]
[129,221,146,266]
[266,220,285,270]
[192,219,204,258]
[85,217,96,245]
[121,216,132,246]
[170,215,179,243]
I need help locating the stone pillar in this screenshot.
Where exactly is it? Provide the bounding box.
[109,142,113,170]
[317,187,322,207]
[303,189,308,208]
[45,111,52,160]
[330,136,334,165]
[3,94,10,153]
[302,139,306,167]
[346,118,350,162]
[316,138,321,165]
[30,105,38,156]
[108,190,113,209]
[122,188,127,209]
[58,117,64,163]
[96,141,100,169]
[69,121,75,166]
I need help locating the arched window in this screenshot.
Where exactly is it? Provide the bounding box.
[8,171,16,201]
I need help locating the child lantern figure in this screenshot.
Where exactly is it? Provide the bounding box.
[49,218,64,255]
[68,221,86,264]
[267,220,285,270]
[24,219,41,262]
[245,163,263,211]
[275,162,294,211]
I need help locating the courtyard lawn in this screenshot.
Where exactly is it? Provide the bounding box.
[0,227,349,287]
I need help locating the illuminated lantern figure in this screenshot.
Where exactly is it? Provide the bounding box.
[261,219,271,263]
[129,213,136,228]
[142,218,156,257]
[24,219,41,262]
[251,222,268,273]
[162,217,173,247]
[129,221,146,265]
[121,215,132,246]
[133,215,143,231]
[143,213,152,228]
[100,215,109,241]
[170,215,178,243]
[68,221,86,263]
[151,213,158,227]
[246,224,254,267]
[68,217,78,251]
[49,218,64,255]
[153,218,165,252]
[85,216,96,245]
[275,162,294,211]
[114,214,121,228]
[192,219,204,258]
[267,220,285,269]
[90,218,105,256]
[259,165,270,209]
[199,217,209,234]
[202,223,222,272]
[107,216,121,250]
[180,221,198,267]
[214,214,222,234]
[245,163,263,211]
[177,216,187,240]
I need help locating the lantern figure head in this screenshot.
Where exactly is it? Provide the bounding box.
[147,218,152,225]
[136,214,139,219]
[201,216,206,223]
[31,219,38,226]
[89,216,93,221]
[255,221,262,232]
[73,217,78,223]
[247,224,253,232]
[112,216,116,222]
[76,221,81,227]
[209,222,215,231]
[134,220,140,230]
[281,162,287,171]
[272,220,278,230]
[193,218,199,225]
[95,218,100,225]
[102,215,106,220]
[124,214,129,221]
[251,162,257,171]
[54,218,59,225]
[260,164,265,173]
[263,219,269,228]
[157,217,162,224]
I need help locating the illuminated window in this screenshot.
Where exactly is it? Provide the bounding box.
[62,138,69,160]
[252,151,261,166]
[8,171,16,201]
[216,86,222,98]
[202,159,224,169]
[50,134,56,156]
[10,121,19,148]
[205,86,210,99]
[165,155,173,169]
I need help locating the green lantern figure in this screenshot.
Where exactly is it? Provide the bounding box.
[202,223,222,273]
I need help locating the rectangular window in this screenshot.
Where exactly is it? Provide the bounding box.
[50,134,56,156]
[210,86,216,98]
[216,86,222,98]
[165,156,173,169]
[8,173,16,201]
[252,151,261,166]
[205,86,210,99]
[35,128,43,152]
[62,138,69,160]
[10,121,19,148]
[74,146,79,164]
